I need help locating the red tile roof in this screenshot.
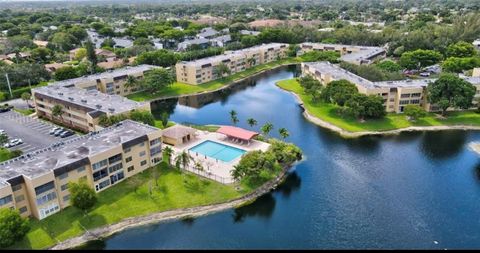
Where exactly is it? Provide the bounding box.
[216,126,258,140]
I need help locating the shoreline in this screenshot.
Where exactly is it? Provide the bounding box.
[276,83,480,138]
[146,62,298,103]
[49,163,296,250]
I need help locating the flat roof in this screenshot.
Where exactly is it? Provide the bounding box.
[178,43,287,67]
[304,61,480,89]
[0,120,160,186]
[50,65,157,88]
[162,125,197,139]
[300,42,386,62]
[33,84,148,115]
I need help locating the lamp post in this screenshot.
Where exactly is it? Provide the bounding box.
[4,73,12,98]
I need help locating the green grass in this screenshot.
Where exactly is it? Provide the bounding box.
[13,108,35,116]
[185,124,220,132]
[154,120,176,129]
[0,148,17,162]
[11,163,247,249]
[276,78,480,132]
[127,57,301,102]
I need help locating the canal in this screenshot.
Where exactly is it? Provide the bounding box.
[83,65,480,249]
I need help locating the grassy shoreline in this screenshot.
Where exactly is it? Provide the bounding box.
[11,163,250,249]
[276,78,480,133]
[127,57,301,102]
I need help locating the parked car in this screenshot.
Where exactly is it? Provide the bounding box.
[59,131,74,138]
[53,128,66,136]
[0,107,11,113]
[50,127,62,135]
[419,72,430,77]
[4,139,23,148]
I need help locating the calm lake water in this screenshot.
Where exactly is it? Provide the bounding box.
[82,65,480,249]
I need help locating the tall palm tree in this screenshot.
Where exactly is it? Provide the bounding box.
[247,118,257,128]
[124,75,138,89]
[247,57,256,67]
[163,146,174,166]
[174,151,193,170]
[231,115,239,125]
[229,110,237,125]
[194,161,204,172]
[52,105,63,120]
[261,122,274,138]
[279,127,289,140]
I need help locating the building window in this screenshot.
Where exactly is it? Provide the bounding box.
[95,179,110,191]
[127,166,134,172]
[150,146,162,156]
[63,195,70,202]
[19,206,27,214]
[93,168,109,182]
[108,163,123,174]
[15,195,25,203]
[77,166,86,173]
[139,151,146,157]
[12,184,22,192]
[108,154,122,164]
[410,99,420,104]
[140,160,147,166]
[401,94,410,98]
[126,156,132,163]
[61,184,68,191]
[411,93,421,97]
[399,100,410,105]
[150,138,161,146]
[124,148,131,153]
[35,181,55,195]
[92,159,108,171]
[36,192,57,206]
[58,172,68,180]
[139,142,145,147]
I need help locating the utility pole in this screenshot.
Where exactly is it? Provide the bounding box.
[5,73,12,98]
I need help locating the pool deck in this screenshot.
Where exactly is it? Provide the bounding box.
[169,129,270,184]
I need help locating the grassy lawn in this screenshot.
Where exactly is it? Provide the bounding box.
[0,148,19,162]
[277,78,480,132]
[185,124,220,132]
[127,57,301,102]
[13,108,35,116]
[11,163,247,249]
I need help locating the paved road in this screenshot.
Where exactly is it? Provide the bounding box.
[0,111,78,153]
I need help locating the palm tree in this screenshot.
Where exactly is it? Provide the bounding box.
[213,63,231,79]
[247,57,256,67]
[261,122,274,138]
[174,151,193,170]
[194,161,204,172]
[247,118,257,128]
[229,110,237,125]
[163,146,174,166]
[279,127,289,140]
[231,115,239,126]
[52,105,63,120]
[124,75,138,89]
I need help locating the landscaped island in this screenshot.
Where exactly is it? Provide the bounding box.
[277,78,480,137]
[7,137,302,250]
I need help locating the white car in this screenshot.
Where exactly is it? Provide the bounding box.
[5,139,23,148]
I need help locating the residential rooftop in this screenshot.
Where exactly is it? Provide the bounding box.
[301,42,386,62]
[304,61,480,89]
[0,120,160,186]
[33,84,148,115]
[178,43,287,67]
[49,65,157,88]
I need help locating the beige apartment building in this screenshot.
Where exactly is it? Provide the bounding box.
[176,43,288,85]
[302,62,480,113]
[299,42,386,65]
[52,65,156,97]
[32,84,151,132]
[0,120,162,220]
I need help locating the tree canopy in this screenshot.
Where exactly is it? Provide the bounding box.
[427,73,476,115]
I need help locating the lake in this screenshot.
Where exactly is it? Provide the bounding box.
[81,65,480,249]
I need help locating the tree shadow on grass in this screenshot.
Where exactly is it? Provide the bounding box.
[183,179,206,194]
[79,213,108,230]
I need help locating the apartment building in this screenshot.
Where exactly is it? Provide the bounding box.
[0,120,162,220]
[32,84,151,132]
[299,42,386,65]
[302,62,480,113]
[51,65,156,96]
[176,43,288,85]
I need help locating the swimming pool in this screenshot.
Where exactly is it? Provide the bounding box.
[189,140,246,162]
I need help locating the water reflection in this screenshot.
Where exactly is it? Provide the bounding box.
[180,216,196,227]
[420,131,468,159]
[73,240,106,250]
[275,171,302,198]
[151,98,178,116]
[232,193,276,223]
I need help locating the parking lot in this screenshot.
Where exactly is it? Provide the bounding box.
[0,110,78,153]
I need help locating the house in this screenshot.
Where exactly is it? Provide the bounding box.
[7,52,31,60]
[177,38,210,51]
[95,49,116,60]
[196,27,219,39]
[44,63,69,73]
[161,125,197,146]
[210,34,232,47]
[97,59,125,70]
[248,19,285,28]
[112,37,134,48]
[33,40,49,47]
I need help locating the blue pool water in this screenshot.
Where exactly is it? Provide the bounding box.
[189,140,246,162]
